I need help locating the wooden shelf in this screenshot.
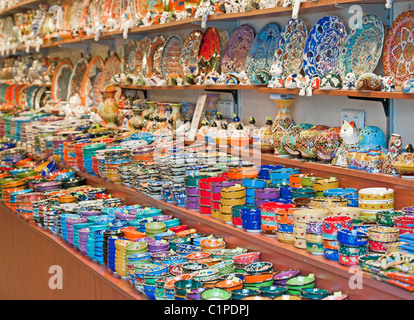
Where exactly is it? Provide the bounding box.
[0,0,42,15]
[32,155,412,300]
[118,84,261,91]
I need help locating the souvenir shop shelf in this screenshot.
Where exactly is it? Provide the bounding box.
[0,0,42,15]
[22,154,412,300]
[117,84,261,91]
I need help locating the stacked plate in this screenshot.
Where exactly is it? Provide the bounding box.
[59,213,80,242]
[145,222,167,238]
[93,229,106,265]
[103,230,124,266]
[86,224,110,261]
[72,222,92,249]
[82,142,107,175]
[78,227,90,255]
[358,188,395,223]
[114,239,132,278]
[107,235,127,274]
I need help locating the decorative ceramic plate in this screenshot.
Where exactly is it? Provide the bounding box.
[220,24,255,75]
[122,39,137,74]
[92,71,104,109]
[110,0,123,26]
[34,86,47,111]
[67,57,88,101]
[102,0,114,26]
[143,36,165,77]
[161,35,183,78]
[339,14,384,80]
[51,59,73,102]
[81,56,104,108]
[91,0,106,28]
[275,19,308,77]
[383,11,414,87]
[245,23,281,81]
[180,30,203,76]
[303,16,347,78]
[101,54,122,100]
[198,27,222,75]
[134,37,151,76]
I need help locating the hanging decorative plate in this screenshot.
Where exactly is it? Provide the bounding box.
[275,19,308,78]
[134,37,151,76]
[220,24,255,75]
[121,0,137,23]
[13,85,27,108]
[67,57,88,102]
[51,59,73,102]
[383,11,414,87]
[180,30,203,76]
[61,0,73,31]
[110,0,123,27]
[102,0,114,26]
[245,23,281,82]
[143,36,165,77]
[92,71,104,109]
[26,86,39,110]
[303,16,347,78]
[122,39,137,74]
[91,0,106,29]
[73,0,87,33]
[161,35,184,78]
[100,54,122,101]
[80,56,104,108]
[339,14,384,80]
[18,86,30,109]
[136,0,149,20]
[198,27,222,76]
[34,87,47,111]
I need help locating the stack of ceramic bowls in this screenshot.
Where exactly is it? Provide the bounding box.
[269,168,300,186]
[312,177,340,197]
[175,279,203,300]
[358,188,394,223]
[220,185,246,222]
[145,222,167,238]
[367,226,400,253]
[114,239,132,278]
[273,269,301,287]
[291,187,316,200]
[394,216,414,235]
[292,209,329,250]
[257,165,284,180]
[103,230,123,266]
[289,173,308,189]
[147,239,170,254]
[232,252,260,272]
[337,229,368,266]
[260,202,283,237]
[59,213,79,242]
[242,178,267,205]
[321,215,353,261]
[240,207,261,233]
[286,274,316,295]
[43,209,60,233]
[275,203,296,243]
[78,227,90,255]
[211,180,237,222]
[200,238,226,253]
[230,205,249,228]
[87,224,109,261]
[214,276,243,292]
[329,207,362,226]
[306,221,324,256]
[254,187,280,207]
[72,222,92,248]
[200,288,232,300]
[243,262,274,290]
[310,196,347,210]
[126,253,152,287]
[198,176,226,216]
[184,175,207,211]
[376,210,405,227]
[93,229,106,264]
[324,188,358,207]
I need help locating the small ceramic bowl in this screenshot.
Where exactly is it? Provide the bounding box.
[201,288,232,300]
[273,295,302,300]
[241,296,272,300]
[272,269,301,286]
[231,288,260,300]
[259,286,287,298]
[244,261,273,274]
[300,288,331,300]
[214,278,243,291]
[244,272,274,284]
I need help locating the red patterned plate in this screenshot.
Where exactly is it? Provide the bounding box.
[383,11,414,87]
[67,57,88,102]
[198,27,221,75]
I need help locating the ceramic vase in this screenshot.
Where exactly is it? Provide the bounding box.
[100,86,119,125]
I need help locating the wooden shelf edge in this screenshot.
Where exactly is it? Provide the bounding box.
[117,84,261,91]
[0,0,41,15]
[0,201,147,300]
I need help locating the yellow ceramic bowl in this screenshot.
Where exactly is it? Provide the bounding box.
[312,178,340,191]
[358,188,394,201]
[276,231,294,243]
[294,238,307,249]
[329,207,362,219]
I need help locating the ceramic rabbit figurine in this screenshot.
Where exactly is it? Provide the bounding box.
[332,120,360,167]
[268,61,285,88]
[342,72,356,90]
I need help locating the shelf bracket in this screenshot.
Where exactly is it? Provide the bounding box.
[347,95,391,142]
[203,89,239,114]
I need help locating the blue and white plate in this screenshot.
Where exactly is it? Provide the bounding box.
[303,16,347,78]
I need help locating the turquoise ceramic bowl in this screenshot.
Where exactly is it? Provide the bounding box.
[231,289,260,300]
[259,286,287,298]
[301,288,331,300]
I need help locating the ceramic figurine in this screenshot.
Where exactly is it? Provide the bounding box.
[380,76,395,92]
[252,70,271,85]
[342,73,356,90]
[135,75,147,86]
[320,74,342,90]
[225,72,241,85]
[356,73,382,91]
[385,0,394,8]
[268,61,285,88]
[382,133,402,175]
[176,76,183,86]
[403,75,414,94]
[183,74,197,85]
[239,70,251,85]
[228,113,241,132]
[285,73,303,89]
[204,71,220,85]
[196,71,206,85]
[359,126,386,151]
[217,73,227,84]
[332,120,360,167]
[299,75,316,97]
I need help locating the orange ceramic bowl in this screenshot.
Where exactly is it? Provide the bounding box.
[214,279,243,291]
[175,228,197,237]
[243,272,274,284]
[187,252,211,261]
[197,258,223,266]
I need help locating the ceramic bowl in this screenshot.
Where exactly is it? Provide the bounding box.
[174,279,202,297]
[259,286,287,298]
[244,272,274,284]
[241,296,272,300]
[273,295,302,300]
[214,278,243,291]
[244,279,274,289]
[367,226,400,243]
[376,210,405,227]
[358,187,394,200]
[329,207,362,219]
[337,229,368,246]
[201,288,232,300]
[286,275,316,295]
[301,288,331,300]
[231,288,260,300]
[244,261,273,274]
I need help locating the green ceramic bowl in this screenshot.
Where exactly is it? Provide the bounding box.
[286,275,316,295]
[174,279,202,296]
[201,288,232,300]
[243,278,274,289]
[259,286,287,298]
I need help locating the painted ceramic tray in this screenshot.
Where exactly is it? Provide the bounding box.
[134,37,151,76]
[383,11,414,87]
[220,24,255,75]
[122,39,137,74]
[339,14,384,80]
[143,36,165,77]
[245,23,280,81]
[67,57,88,101]
[180,30,203,76]
[51,59,73,102]
[161,35,183,78]
[81,56,104,108]
[275,19,307,77]
[198,27,222,75]
[303,16,347,78]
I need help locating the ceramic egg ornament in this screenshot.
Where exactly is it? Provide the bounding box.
[382,133,402,175]
[403,75,414,94]
[341,73,356,90]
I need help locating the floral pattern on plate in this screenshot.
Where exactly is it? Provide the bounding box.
[51,58,73,102]
[198,27,222,75]
[81,56,104,108]
[383,11,414,87]
[275,19,307,78]
[66,57,88,101]
[161,34,183,78]
[134,37,151,76]
[220,24,255,75]
[245,23,280,82]
[122,39,137,74]
[339,14,384,80]
[303,16,347,78]
[180,30,203,76]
